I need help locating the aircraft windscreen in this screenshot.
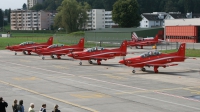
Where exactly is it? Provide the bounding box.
[19,41,35,45]
[86,47,104,52]
[47,44,64,48]
[140,51,161,58]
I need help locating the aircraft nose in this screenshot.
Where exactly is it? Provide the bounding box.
[68,53,73,57]
[119,60,125,64]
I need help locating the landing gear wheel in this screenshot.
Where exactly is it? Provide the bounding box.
[51,55,54,59]
[141,68,146,72]
[79,62,82,65]
[42,57,45,60]
[23,51,26,55]
[88,60,93,64]
[15,52,17,55]
[97,62,101,65]
[132,70,135,73]
[154,70,159,73]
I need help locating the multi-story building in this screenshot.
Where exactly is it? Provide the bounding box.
[11,9,55,30]
[140,12,167,28]
[85,9,118,30]
[27,0,43,9]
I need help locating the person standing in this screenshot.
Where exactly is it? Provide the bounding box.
[0,97,8,112]
[39,104,46,112]
[52,104,61,112]
[12,99,18,112]
[17,100,24,112]
[28,103,35,112]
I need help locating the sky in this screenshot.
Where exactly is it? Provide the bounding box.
[0,0,27,10]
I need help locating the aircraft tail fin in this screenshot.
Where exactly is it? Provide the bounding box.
[120,40,127,53]
[78,38,84,48]
[131,32,138,41]
[47,37,53,45]
[177,43,186,56]
[154,34,159,41]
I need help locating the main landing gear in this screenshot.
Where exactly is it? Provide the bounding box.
[132,68,135,73]
[23,51,26,55]
[15,52,17,55]
[97,60,101,65]
[154,66,159,73]
[79,62,82,65]
[42,56,45,60]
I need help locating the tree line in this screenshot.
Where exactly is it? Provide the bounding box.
[30,0,200,13]
[0,9,11,28]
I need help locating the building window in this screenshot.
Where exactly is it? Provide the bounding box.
[156,21,158,23]
[102,14,104,16]
[93,18,95,19]
[146,21,148,23]
[146,25,148,27]
[93,25,95,27]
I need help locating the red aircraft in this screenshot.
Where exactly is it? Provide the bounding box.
[6,37,53,55]
[68,40,127,65]
[119,43,187,73]
[36,38,84,60]
[128,30,164,49]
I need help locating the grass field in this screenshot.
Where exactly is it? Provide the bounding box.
[161,49,200,57]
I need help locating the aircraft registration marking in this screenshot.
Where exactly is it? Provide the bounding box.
[13,77,37,81]
[71,93,110,99]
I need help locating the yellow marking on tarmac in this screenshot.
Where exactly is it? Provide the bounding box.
[53,65,68,69]
[19,59,31,62]
[116,86,200,95]
[183,88,200,95]
[13,77,38,81]
[0,80,98,112]
[71,93,109,99]
[47,75,74,78]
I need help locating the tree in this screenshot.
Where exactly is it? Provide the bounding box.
[23,3,27,10]
[54,0,89,33]
[165,0,178,12]
[30,4,43,11]
[112,0,142,27]
[0,9,3,27]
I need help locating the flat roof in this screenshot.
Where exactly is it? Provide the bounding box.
[86,27,163,33]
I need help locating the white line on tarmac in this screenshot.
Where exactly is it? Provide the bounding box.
[0,80,98,112]
[1,60,200,111]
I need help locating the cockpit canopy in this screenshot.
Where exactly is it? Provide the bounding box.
[86,47,104,52]
[20,41,35,45]
[47,44,64,48]
[140,51,161,58]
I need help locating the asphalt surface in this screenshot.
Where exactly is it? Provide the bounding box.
[0,48,200,112]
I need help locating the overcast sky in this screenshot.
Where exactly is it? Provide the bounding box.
[0,0,27,10]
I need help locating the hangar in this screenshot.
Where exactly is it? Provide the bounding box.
[165,18,200,43]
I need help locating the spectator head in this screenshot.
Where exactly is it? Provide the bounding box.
[0,97,2,101]
[42,104,46,108]
[54,104,58,109]
[14,99,17,104]
[19,100,23,105]
[30,103,34,108]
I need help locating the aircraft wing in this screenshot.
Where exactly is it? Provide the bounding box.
[145,63,178,67]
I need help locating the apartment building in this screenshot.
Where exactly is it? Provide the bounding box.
[11,9,55,30]
[85,9,118,30]
[27,0,43,9]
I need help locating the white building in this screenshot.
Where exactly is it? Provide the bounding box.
[27,0,43,9]
[85,9,118,30]
[11,9,56,30]
[140,12,167,28]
